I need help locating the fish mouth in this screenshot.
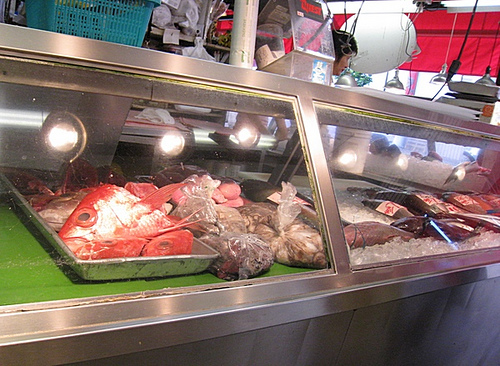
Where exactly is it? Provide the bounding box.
[60,236,92,249]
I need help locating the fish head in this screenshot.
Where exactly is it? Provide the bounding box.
[58,184,135,242]
[391,216,426,234]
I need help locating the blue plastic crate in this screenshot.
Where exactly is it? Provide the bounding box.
[25,0,161,47]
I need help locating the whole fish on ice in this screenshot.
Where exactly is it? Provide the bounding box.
[391,216,476,242]
[343,221,415,248]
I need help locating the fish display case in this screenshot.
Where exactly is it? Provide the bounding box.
[318,100,500,268]
[1,24,500,365]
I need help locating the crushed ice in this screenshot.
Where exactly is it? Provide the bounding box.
[350,229,500,266]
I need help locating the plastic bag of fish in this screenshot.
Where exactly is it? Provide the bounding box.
[237,182,328,269]
[201,232,274,280]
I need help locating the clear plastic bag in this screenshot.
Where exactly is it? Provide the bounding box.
[215,205,247,234]
[152,4,172,29]
[236,202,276,232]
[182,37,216,62]
[255,219,327,269]
[172,174,219,233]
[169,0,200,36]
[240,182,328,269]
[275,182,302,232]
[201,232,274,280]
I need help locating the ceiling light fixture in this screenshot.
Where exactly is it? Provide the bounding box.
[430,64,448,84]
[475,66,496,85]
[41,111,87,162]
[430,13,458,84]
[335,69,358,87]
[335,73,358,87]
[475,22,499,85]
[384,69,405,93]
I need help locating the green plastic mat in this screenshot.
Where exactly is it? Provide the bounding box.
[0,203,312,306]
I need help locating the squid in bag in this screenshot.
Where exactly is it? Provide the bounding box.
[252,182,328,269]
[201,232,274,281]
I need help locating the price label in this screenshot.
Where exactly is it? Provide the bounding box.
[443,202,464,213]
[267,192,281,205]
[255,45,276,69]
[375,201,404,216]
[454,194,476,206]
[416,194,442,206]
[312,59,328,84]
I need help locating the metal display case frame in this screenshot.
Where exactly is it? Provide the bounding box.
[1,24,500,365]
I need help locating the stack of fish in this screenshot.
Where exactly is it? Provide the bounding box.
[344,185,500,249]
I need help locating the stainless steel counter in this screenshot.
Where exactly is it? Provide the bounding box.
[1,23,500,365]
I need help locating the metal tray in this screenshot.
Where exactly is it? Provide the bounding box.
[448,81,499,99]
[1,175,219,281]
[437,96,485,112]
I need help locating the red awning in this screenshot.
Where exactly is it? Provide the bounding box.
[334,11,500,77]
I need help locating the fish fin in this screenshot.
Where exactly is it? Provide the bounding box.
[140,183,186,209]
[158,209,206,234]
[157,219,202,234]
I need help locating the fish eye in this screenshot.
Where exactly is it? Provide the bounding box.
[78,212,90,221]
[75,207,97,228]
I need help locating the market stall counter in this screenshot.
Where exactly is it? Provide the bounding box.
[1,24,500,365]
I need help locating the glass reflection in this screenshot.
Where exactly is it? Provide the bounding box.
[41,111,87,162]
[47,123,79,152]
[160,130,185,157]
[317,103,500,268]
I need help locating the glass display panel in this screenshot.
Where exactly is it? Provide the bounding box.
[316,103,500,268]
[0,77,328,305]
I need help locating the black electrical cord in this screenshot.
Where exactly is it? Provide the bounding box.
[349,0,364,38]
[402,2,424,60]
[333,1,364,46]
[431,0,479,101]
[487,21,500,68]
[343,0,348,32]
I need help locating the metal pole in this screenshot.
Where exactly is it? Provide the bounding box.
[229,0,259,69]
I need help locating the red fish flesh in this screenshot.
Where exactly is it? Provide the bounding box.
[58,158,99,194]
[141,230,193,256]
[59,183,194,259]
[124,182,158,198]
[68,237,148,260]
